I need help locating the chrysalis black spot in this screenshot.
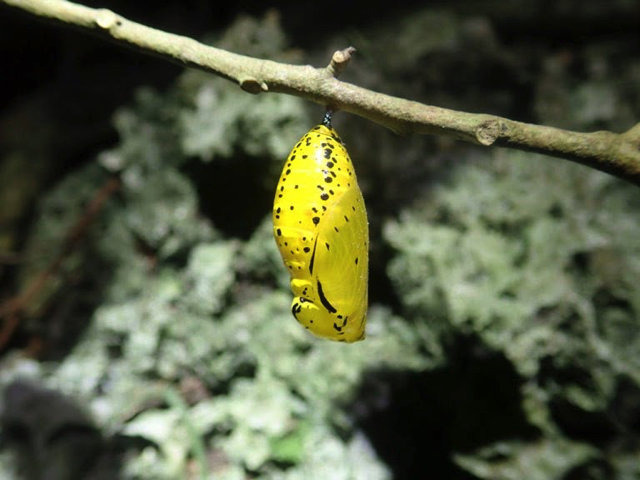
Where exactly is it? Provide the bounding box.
[317,281,337,313]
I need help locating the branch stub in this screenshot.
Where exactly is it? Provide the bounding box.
[328,46,357,77]
[240,78,268,94]
[95,9,119,30]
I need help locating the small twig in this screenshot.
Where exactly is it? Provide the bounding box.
[0,176,120,352]
[327,47,357,77]
[2,0,640,185]
[0,314,20,353]
[324,47,357,113]
[0,251,23,265]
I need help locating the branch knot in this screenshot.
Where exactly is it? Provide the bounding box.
[94,9,120,30]
[475,118,503,146]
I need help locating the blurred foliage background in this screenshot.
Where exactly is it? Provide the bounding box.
[1,1,639,479]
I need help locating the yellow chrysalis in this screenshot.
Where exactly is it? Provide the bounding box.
[273,113,369,342]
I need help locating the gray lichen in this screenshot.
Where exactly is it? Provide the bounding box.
[385,150,640,478]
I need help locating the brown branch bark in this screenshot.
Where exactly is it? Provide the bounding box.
[2,0,640,185]
[0,176,120,353]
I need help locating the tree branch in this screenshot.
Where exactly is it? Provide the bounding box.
[3,0,640,185]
